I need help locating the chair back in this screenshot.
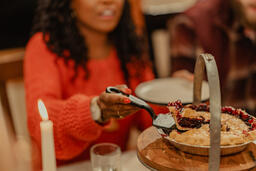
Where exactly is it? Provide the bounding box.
[0,48,28,138]
[0,103,16,171]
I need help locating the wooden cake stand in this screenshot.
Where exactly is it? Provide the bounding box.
[137,126,256,171]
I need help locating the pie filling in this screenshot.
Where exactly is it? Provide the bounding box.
[167,100,256,146]
[168,100,256,131]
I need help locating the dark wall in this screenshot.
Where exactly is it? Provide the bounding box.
[0,0,37,49]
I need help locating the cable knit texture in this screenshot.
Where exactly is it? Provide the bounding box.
[24,33,156,163]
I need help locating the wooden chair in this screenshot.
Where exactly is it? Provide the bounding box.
[0,47,27,137]
[0,103,16,171]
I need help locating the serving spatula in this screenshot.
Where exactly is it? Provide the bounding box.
[106,86,175,136]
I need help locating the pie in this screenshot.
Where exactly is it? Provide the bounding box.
[168,100,256,146]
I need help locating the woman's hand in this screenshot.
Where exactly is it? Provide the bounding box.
[172,69,194,81]
[97,85,140,121]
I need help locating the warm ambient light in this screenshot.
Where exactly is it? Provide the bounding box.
[38,99,49,121]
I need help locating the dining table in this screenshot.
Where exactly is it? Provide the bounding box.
[57,150,149,171]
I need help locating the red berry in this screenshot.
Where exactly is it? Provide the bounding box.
[233,110,239,116]
[251,126,256,131]
[242,130,249,136]
[249,119,254,124]
[241,113,249,120]
[221,107,226,113]
[228,108,232,113]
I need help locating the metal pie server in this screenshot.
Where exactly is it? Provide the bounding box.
[106,86,175,136]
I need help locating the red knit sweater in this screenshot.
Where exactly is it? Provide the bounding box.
[24,33,156,163]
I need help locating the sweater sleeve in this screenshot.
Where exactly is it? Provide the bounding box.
[24,33,104,160]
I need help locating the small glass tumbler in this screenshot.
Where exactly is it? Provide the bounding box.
[90,143,121,171]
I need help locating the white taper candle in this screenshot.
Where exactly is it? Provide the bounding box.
[38,99,56,171]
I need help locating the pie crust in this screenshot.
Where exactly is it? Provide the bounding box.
[168,100,256,146]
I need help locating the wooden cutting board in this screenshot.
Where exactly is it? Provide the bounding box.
[137,126,256,171]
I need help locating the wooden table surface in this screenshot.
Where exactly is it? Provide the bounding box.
[137,126,256,171]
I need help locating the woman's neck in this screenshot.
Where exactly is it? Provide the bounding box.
[78,25,112,59]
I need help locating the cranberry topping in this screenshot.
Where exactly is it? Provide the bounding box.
[178,117,204,128]
[169,101,256,132]
[241,113,249,120]
[168,100,183,110]
[197,103,210,112]
[221,106,256,129]
[187,104,197,110]
[242,130,249,136]
[187,103,209,112]
[252,123,256,131]
[248,118,254,124]
[223,107,256,131]
[169,100,184,122]
[221,107,234,114]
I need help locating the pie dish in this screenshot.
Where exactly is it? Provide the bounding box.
[167,100,256,146]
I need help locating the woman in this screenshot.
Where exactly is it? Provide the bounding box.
[24,0,154,164]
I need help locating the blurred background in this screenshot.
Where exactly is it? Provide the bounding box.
[0,0,37,49]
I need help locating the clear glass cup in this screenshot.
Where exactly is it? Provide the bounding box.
[90,143,121,171]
